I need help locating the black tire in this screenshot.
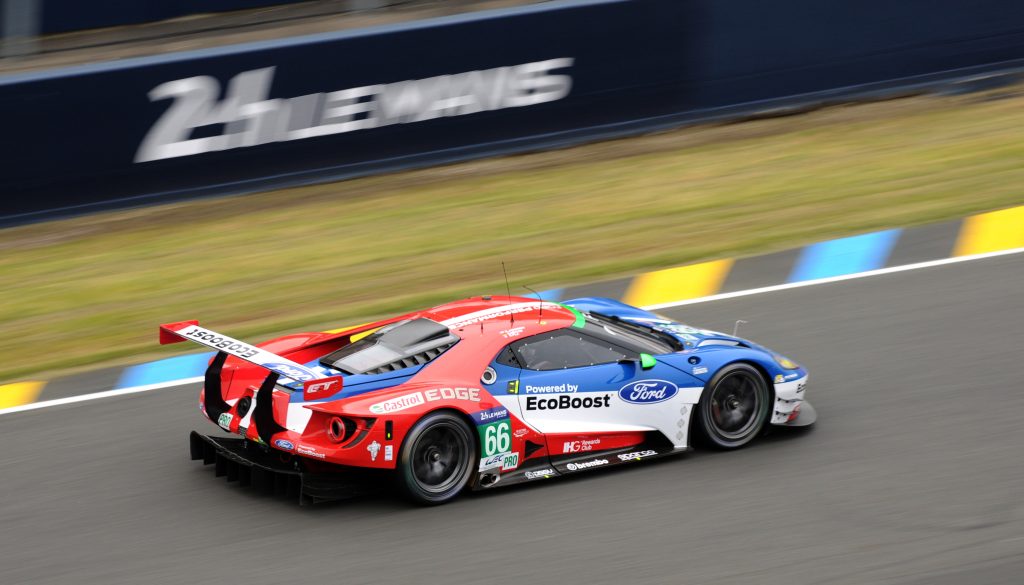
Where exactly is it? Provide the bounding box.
[695,363,771,449]
[395,411,475,505]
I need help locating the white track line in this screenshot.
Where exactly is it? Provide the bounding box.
[2,246,1022,417]
[0,377,203,416]
[644,247,1024,311]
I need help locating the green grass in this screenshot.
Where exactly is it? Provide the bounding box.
[3,90,1024,382]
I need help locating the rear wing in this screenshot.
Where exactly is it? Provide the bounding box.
[159,320,325,384]
[159,321,344,433]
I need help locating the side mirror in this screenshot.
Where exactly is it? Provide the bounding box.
[619,354,657,370]
[640,353,657,370]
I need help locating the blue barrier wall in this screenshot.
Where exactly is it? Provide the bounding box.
[2,0,1024,222]
[683,0,1024,107]
[40,1,308,34]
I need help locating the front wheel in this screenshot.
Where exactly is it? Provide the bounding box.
[396,411,475,505]
[695,363,770,449]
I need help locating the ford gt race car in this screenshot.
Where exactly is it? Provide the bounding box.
[161,296,814,505]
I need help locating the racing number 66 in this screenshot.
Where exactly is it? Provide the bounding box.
[484,421,510,455]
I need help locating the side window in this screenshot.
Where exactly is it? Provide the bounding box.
[513,330,635,371]
[495,345,522,368]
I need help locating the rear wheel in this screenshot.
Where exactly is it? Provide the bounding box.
[696,363,770,449]
[396,411,475,505]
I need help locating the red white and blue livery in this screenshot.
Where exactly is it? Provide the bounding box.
[161,296,814,505]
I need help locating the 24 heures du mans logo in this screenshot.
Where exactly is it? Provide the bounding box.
[136,58,574,163]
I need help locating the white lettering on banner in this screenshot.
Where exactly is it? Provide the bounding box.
[136,58,575,163]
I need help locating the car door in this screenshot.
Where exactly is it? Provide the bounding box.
[509,329,698,448]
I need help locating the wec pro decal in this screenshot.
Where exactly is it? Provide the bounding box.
[217,412,233,430]
[479,451,518,472]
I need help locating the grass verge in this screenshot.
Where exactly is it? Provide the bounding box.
[3,89,1024,382]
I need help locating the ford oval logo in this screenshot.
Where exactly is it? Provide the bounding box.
[274,439,294,451]
[619,380,679,404]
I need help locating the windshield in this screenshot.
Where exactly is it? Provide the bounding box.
[583,312,681,355]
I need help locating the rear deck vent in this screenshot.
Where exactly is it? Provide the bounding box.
[363,341,457,375]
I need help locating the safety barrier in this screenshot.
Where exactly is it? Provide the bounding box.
[2,0,1023,223]
[41,0,309,34]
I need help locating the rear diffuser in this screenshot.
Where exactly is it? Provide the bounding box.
[188,431,385,505]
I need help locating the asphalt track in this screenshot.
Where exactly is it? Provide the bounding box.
[2,253,1022,585]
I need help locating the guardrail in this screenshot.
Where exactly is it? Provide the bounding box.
[2,0,1023,224]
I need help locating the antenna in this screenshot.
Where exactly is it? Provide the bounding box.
[501,261,514,326]
[522,285,543,322]
[732,320,748,337]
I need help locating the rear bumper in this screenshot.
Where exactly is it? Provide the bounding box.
[189,432,385,505]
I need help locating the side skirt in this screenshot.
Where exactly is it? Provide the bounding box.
[474,433,685,490]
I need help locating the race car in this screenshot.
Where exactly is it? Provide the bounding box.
[161,296,814,505]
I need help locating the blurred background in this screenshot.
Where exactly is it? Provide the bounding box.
[1,1,1022,584]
